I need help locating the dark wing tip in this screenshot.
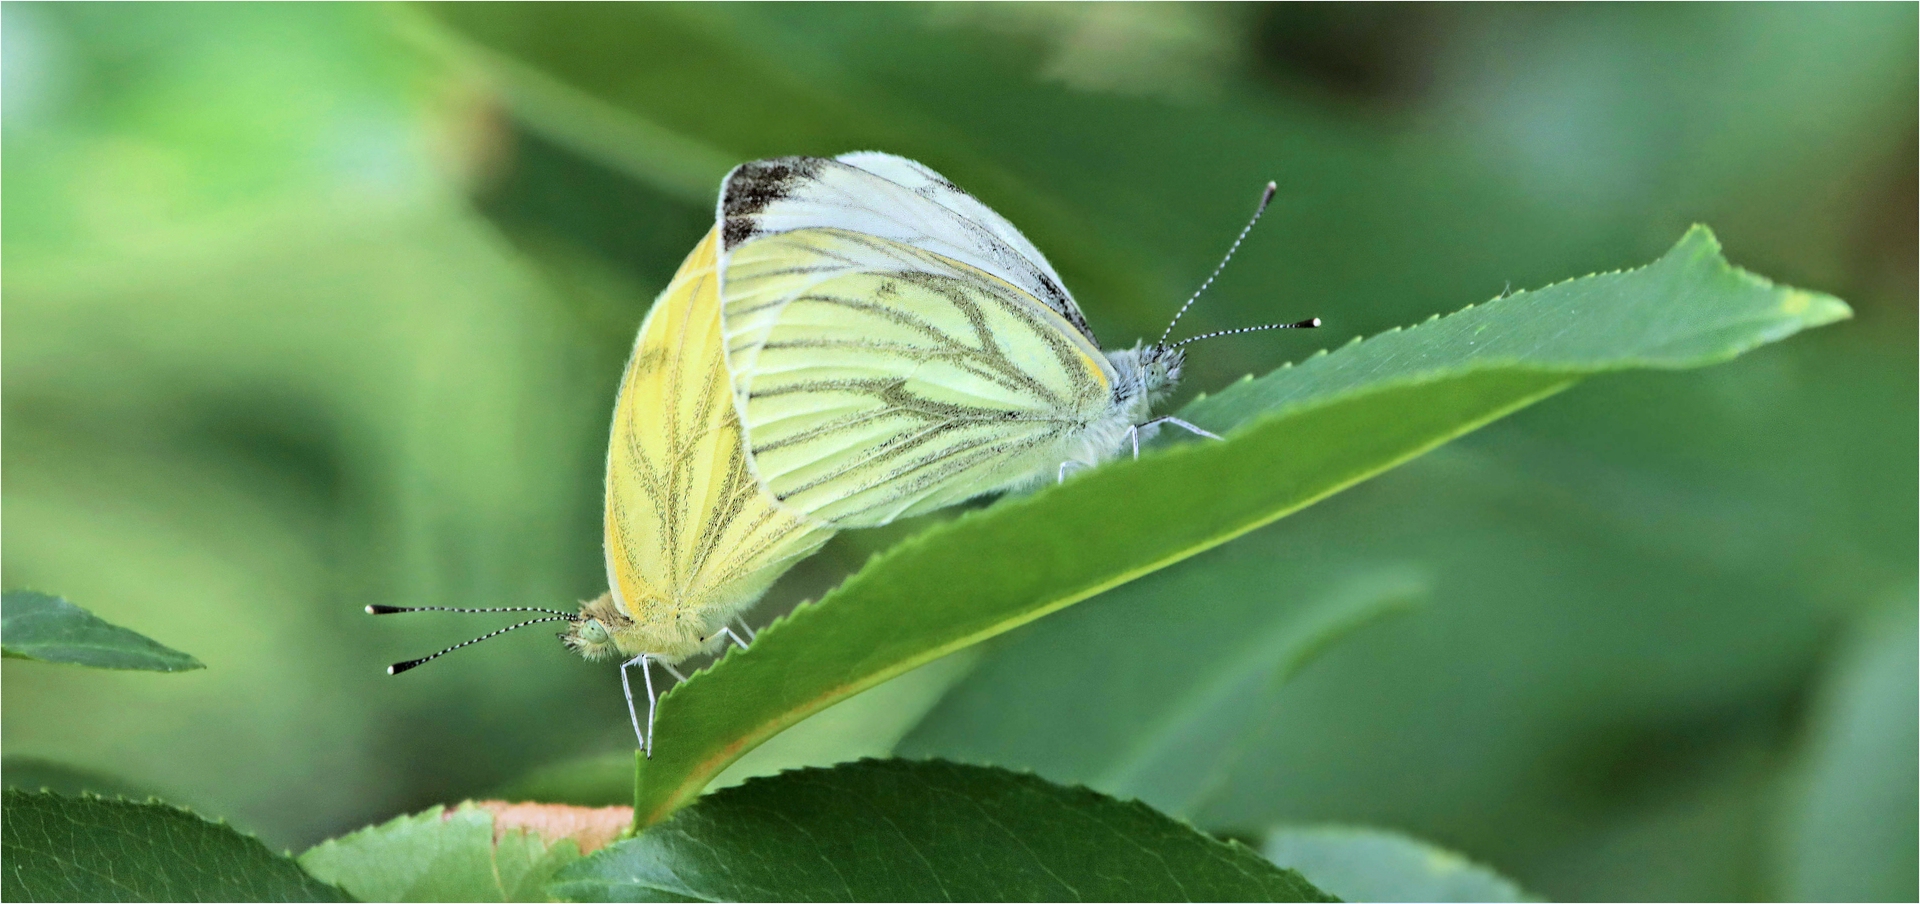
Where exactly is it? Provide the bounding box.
[721,156,828,250]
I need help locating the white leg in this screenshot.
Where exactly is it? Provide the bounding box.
[1127,424,1141,459]
[734,616,757,642]
[661,662,687,683]
[1057,460,1091,483]
[619,654,648,752]
[719,625,750,651]
[640,655,658,758]
[1147,416,1222,442]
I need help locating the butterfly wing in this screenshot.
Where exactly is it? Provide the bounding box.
[720,226,1115,528]
[604,228,833,660]
[718,153,1096,342]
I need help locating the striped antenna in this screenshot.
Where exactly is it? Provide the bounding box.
[366,604,577,618]
[1158,181,1281,349]
[384,615,576,675]
[1170,317,1320,349]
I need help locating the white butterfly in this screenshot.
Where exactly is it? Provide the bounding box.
[715,152,1317,528]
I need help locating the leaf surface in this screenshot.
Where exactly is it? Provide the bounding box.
[554,759,1331,903]
[628,227,1846,824]
[0,790,346,902]
[299,802,622,903]
[1,591,204,672]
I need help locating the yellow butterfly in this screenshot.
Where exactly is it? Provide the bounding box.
[716,153,1317,528]
[374,229,834,755]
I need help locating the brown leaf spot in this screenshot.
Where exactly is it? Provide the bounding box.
[465,800,634,855]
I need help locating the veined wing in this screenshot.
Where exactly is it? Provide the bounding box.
[604,228,833,630]
[721,227,1114,528]
[718,153,1094,340]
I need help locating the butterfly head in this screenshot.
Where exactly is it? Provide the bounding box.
[1140,343,1185,402]
[559,592,627,662]
[1106,342,1186,421]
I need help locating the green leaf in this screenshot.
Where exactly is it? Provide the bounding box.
[1,591,204,672]
[627,226,1847,825]
[1264,826,1530,903]
[1,790,347,902]
[299,802,624,903]
[1779,597,1919,902]
[899,553,1426,817]
[553,759,1331,903]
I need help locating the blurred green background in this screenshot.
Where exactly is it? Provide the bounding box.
[3,4,1913,900]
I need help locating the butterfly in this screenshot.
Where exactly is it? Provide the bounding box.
[714,152,1318,529]
[372,229,836,756]
[371,153,1312,757]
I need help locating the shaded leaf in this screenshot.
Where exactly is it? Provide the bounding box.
[1779,597,1919,902]
[1264,826,1529,903]
[1,591,203,672]
[298,801,623,903]
[0,790,346,902]
[553,759,1331,903]
[628,227,1847,825]
[900,555,1425,816]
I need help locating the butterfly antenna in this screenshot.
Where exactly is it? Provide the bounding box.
[366,604,577,618]
[383,615,577,675]
[1158,181,1281,349]
[1170,317,1321,349]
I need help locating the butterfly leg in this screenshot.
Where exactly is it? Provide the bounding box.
[1057,460,1092,483]
[1144,416,1223,442]
[734,617,758,642]
[661,662,688,683]
[719,625,751,651]
[619,654,650,754]
[640,655,659,758]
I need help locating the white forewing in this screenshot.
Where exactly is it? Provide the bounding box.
[718,154,1093,339]
[719,227,1115,528]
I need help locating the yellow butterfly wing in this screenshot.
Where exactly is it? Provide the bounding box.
[720,227,1115,528]
[603,228,834,662]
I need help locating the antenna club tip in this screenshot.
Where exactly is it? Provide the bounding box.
[385,664,399,675]
[1307,317,1322,328]
[365,605,377,615]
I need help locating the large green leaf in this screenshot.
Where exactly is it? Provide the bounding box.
[1264,826,1529,903]
[553,759,1330,903]
[627,226,1846,824]
[299,802,623,903]
[1,591,204,672]
[0,790,346,902]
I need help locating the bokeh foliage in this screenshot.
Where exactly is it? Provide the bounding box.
[4,4,1912,901]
